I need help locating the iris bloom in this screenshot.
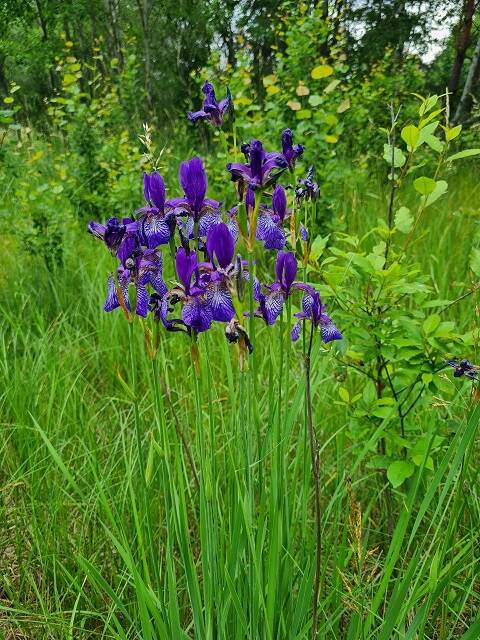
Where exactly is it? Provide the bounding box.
[227,139,287,192]
[296,166,320,203]
[291,285,342,343]
[188,80,233,127]
[446,358,478,379]
[88,217,140,267]
[256,184,288,250]
[168,157,221,240]
[137,171,177,248]
[254,251,298,325]
[159,248,213,333]
[281,128,304,170]
[104,249,167,317]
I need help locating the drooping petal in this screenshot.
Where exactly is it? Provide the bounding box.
[104,274,120,312]
[135,284,149,317]
[142,215,171,248]
[263,289,285,325]
[256,212,286,250]
[88,220,106,240]
[291,321,302,342]
[206,222,235,269]
[319,313,343,343]
[182,296,213,333]
[188,109,210,122]
[175,248,198,291]
[206,280,235,322]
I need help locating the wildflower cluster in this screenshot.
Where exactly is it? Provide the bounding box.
[88,81,342,351]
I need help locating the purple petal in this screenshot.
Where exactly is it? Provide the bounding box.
[135,284,149,317]
[206,222,235,269]
[291,321,302,342]
[256,213,286,250]
[182,296,213,333]
[245,187,255,212]
[198,210,221,238]
[142,215,171,247]
[272,185,287,221]
[179,157,207,214]
[104,274,120,312]
[188,109,210,122]
[88,221,106,240]
[275,251,297,293]
[175,248,198,291]
[148,171,166,210]
[206,280,235,322]
[263,290,285,325]
[227,162,252,183]
[320,314,343,343]
[300,222,309,241]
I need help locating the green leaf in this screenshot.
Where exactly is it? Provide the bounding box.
[394,206,413,233]
[308,94,322,107]
[296,109,312,120]
[383,144,406,168]
[423,314,441,335]
[446,148,480,162]
[445,124,462,141]
[469,248,480,276]
[401,124,420,150]
[422,180,448,207]
[338,387,350,403]
[414,176,436,195]
[423,133,443,153]
[387,460,414,488]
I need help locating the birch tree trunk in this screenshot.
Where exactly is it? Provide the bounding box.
[448,0,476,98]
[454,33,480,122]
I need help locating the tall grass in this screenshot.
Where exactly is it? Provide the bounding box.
[0,168,479,639]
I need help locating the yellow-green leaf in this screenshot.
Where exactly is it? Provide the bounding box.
[311,64,333,79]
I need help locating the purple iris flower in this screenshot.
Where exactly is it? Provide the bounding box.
[281,128,304,170]
[203,222,236,322]
[291,285,342,343]
[137,171,176,248]
[188,80,233,127]
[168,157,221,238]
[226,139,287,192]
[104,249,167,317]
[88,217,140,266]
[256,184,288,250]
[253,251,298,325]
[296,166,320,204]
[446,358,478,380]
[159,248,213,333]
[300,222,309,241]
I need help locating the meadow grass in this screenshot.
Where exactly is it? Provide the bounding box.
[0,167,479,639]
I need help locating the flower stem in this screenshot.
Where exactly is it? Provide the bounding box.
[305,321,321,640]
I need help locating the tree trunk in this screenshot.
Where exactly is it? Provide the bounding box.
[454,34,480,122]
[136,0,153,110]
[33,0,55,92]
[104,0,123,68]
[448,0,476,98]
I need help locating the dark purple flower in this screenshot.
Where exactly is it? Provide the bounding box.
[291,285,342,343]
[137,171,177,248]
[253,251,298,325]
[256,184,289,250]
[227,139,287,192]
[446,358,478,380]
[300,222,309,241]
[104,249,167,317]
[88,217,140,266]
[206,222,235,269]
[281,128,304,170]
[169,248,213,332]
[188,81,233,128]
[296,166,320,204]
[169,157,220,230]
